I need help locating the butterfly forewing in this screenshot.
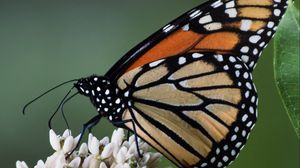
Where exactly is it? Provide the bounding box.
[117,53,257,167]
[107,0,288,81]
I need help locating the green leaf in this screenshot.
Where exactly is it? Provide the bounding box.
[274,1,300,138]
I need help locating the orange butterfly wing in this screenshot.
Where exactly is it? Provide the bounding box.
[112,0,288,74]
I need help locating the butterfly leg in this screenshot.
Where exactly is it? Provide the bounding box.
[126,130,131,141]
[66,114,101,158]
[112,119,143,158]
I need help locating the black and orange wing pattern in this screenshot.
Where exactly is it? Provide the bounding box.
[106,0,288,81]
[117,53,257,167]
[104,0,288,167]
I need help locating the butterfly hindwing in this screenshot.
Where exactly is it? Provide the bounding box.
[107,0,288,81]
[117,53,257,167]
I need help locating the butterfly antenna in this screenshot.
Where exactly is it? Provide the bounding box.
[60,92,79,130]
[48,86,75,129]
[22,79,78,115]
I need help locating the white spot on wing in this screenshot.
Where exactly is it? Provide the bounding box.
[225,8,237,18]
[223,65,229,70]
[182,24,190,31]
[192,53,203,58]
[214,54,224,62]
[249,35,261,43]
[124,91,129,97]
[204,22,222,31]
[274,9,281,16]
[240,46,249,53]
[199,15,212,24]
[149,59,164,67]
[229,56,236,62]
[226,1,235,8]
[257,29,264,34]
[267,21,275,28]
[178,57,186,65]
[240,20,252,31]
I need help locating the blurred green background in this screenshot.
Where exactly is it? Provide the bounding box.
[0,0,299,167]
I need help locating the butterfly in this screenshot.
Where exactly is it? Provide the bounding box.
[24,0,288,167]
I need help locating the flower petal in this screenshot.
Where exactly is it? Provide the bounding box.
[88,157,101,168]
[49,130,61,151]
[82,155,92,168]
[116,146,128,163]
[89,136,100,154]
[34,160,45,168]
[88,133,93,151]
[128,135,135,145]
[54,153,66,168]
[116,163,130,168]
[68,157,81,168]
[62,129,71,138]
[16,161,29,168]
[112,143,120,158]
[122,141,130,148]
[128,142,137,155]
[73,134,80,148]
[63,136,74,153]
[99,136,110,146]
[99,162,108,168]
[79,143,89,156]
[111,128,124,147]
[100,143,114,159]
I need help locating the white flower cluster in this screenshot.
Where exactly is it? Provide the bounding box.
[16,128,161,168]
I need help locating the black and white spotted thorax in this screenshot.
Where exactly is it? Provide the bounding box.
[74,75,127,122]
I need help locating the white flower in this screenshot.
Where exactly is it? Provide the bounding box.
[16,128,162,168]
[33,160,45,168]
[49,129,79,154]
[16,161,28,168]
[111,129,125,147]
[44,129,81,167]
[78,143,89,157]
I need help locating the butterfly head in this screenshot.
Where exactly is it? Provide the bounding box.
[74,75,110,96]
[74,75,125,120]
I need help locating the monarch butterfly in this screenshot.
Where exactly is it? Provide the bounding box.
[23,0,288,167]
